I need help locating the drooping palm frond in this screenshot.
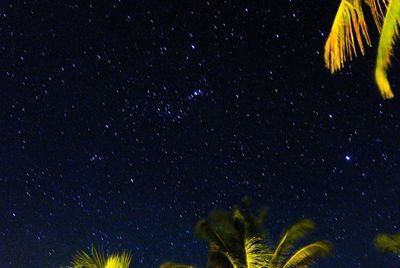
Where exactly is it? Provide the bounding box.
[270,219,315,268]
[281,241,332,268]
[324,0,371,73]
[364,0,388,31]
[374,0,400,99]
[374,232,400,254]
[72,245,107,268]
[160,262,196,268]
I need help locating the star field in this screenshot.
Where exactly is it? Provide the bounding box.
[1,1,400,267]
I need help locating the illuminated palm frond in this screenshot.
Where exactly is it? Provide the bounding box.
[324,0,400,98]
[72,245,107,268]
[104,252,132,268]
[281,241,332,268]
[374,0,400,99]
[364,0,388,31]
[244,236,272,267]
[72,246,131,268]
[324,0,371,73]
[374,232,400,254]
[270,219,315,268]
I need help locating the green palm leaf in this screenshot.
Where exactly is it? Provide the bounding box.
[374,0,400,99]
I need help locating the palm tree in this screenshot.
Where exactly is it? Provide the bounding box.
[324,0,400,99]
[160,198,331,268]
[374,232,400,254]
[70,245,132,268]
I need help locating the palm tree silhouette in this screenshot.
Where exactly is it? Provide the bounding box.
[324,0,400,99]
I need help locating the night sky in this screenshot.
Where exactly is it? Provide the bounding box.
[2,1,400,267]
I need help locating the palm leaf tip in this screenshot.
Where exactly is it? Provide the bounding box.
[375,67,394,99]
[282,240,332,268]
[374,0,400,99]
[324,0,371,73]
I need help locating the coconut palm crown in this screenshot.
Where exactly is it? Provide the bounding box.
[160,198,332,268]
[324,0,400,99]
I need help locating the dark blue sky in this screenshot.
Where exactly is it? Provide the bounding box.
[1,1,400,267]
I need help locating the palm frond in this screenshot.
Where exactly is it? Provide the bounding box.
[104,252,132,268]
[159,262,196,268]
[324,0,371,73]
[374,233,400,254]
[195,219,228,252]
[365,0,389,31]
[72,246,131,268]
[281,241,332,268]
[208,245,238,268]
[72,245,107,268]
[374,0,400,99]
[270,219,314,268]
[244,236,272,268]
[195,218,240,267]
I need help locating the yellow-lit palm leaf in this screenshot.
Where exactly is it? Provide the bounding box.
[72,246,131,268]
[374,232,400,254]
[104,252,132,268]
[244,236,272,268]
[72,246,107,268]
[374,0,400,99]
[365,0,389,31]
[325,0,371,73]
[270,219,314,268]
[281,241,332,268]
